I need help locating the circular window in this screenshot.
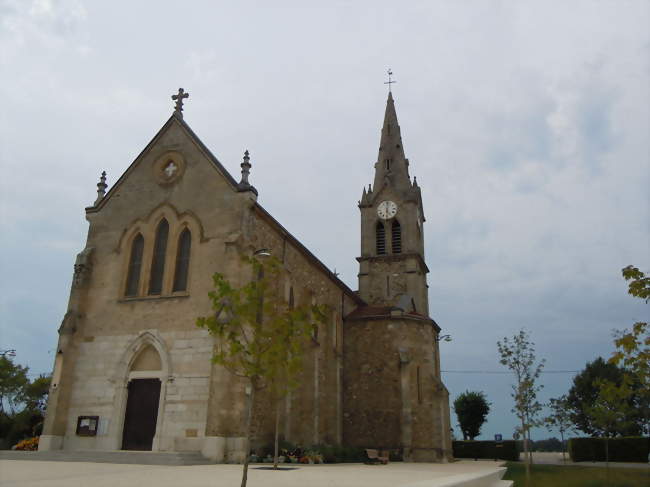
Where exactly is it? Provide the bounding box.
[153,151,185,186]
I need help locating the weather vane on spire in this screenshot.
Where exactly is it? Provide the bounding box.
[172,88,189,118]
[384,69,396,93]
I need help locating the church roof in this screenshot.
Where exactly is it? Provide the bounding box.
[87,113,363,305]
[252,203,364,305]
[345,305,440,331]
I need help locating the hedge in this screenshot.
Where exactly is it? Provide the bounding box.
[568,437,649,463]
[453,440,519,461]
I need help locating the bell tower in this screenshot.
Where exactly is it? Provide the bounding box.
[358,91,429,315]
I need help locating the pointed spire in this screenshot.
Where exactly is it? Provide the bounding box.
[237,150,258,195]
[373,91,410,193]
[240,150,251,185]
[360,185,369,206]
[94,171,107,205]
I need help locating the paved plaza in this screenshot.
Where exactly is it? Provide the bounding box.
[0,460,509,487]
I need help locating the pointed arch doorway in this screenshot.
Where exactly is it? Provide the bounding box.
[121,343,164,451]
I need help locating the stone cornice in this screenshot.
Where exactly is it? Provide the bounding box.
[356,253,430,273]
[344,310,441,333]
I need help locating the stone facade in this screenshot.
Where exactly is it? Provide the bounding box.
[39,91,452,462]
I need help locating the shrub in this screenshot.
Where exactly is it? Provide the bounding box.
[318,445,366,463]
[452,440,520,461]
[258,443,367,463]
[568,437,649,462]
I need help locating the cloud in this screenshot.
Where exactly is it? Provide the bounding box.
[0,0,88,62]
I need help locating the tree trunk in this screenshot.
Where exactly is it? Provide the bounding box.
[605,436,610,487]
[527,428,533,465]
[273,399,280,469]
[240,381,255,487]
[560,430,566,464]
[521,419,530,485]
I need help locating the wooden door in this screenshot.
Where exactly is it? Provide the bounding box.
[121,378,161,450]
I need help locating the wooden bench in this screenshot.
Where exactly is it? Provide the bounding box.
[365,449,389,465]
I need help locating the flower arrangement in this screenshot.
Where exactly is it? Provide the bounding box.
[299,450,323,464]
[259,442,368,464]
[15,437,39,451]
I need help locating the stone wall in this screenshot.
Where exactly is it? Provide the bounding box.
[205,207,358,449]
[343,316,451,461]
[60,329,212,452]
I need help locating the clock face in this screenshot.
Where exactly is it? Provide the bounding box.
[377,200,398,220]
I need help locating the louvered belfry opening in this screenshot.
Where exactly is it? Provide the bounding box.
[172,228,191,292]
[148,219,169,295]
[392,220,402,254]
[125,233,144,296]
[376,222,386,255]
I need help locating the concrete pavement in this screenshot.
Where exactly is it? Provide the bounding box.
[0,460,511,487]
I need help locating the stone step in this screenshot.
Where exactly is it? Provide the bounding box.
[0,450,213,466]
[403,466,512,487]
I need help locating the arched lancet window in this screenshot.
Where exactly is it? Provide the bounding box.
[172,228,191,292]
[125,233,144,297]
[376,222,386,255]
[392,220,402,254]
[148,219,169,295]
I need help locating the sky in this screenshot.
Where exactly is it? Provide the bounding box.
[1,0,648,442]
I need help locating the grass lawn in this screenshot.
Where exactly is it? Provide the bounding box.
[503,462,650,487]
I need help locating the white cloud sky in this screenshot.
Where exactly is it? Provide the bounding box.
[1,0,648,441]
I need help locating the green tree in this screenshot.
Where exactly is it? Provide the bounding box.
[197,256,325,487]
[609,265,649,435]
[497,329,545,482]
[566,357,640,436]
[586,377,635,485]
[620,265,650,301]
[453,390,491,440]
[543,395,573,463]
[22,375,51,415]
[0,356,29,414]
[0,357,51,448]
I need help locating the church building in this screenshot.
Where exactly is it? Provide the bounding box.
[39,87,453,462]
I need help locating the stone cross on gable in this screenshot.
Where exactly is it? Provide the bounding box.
[172,88,189,117]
